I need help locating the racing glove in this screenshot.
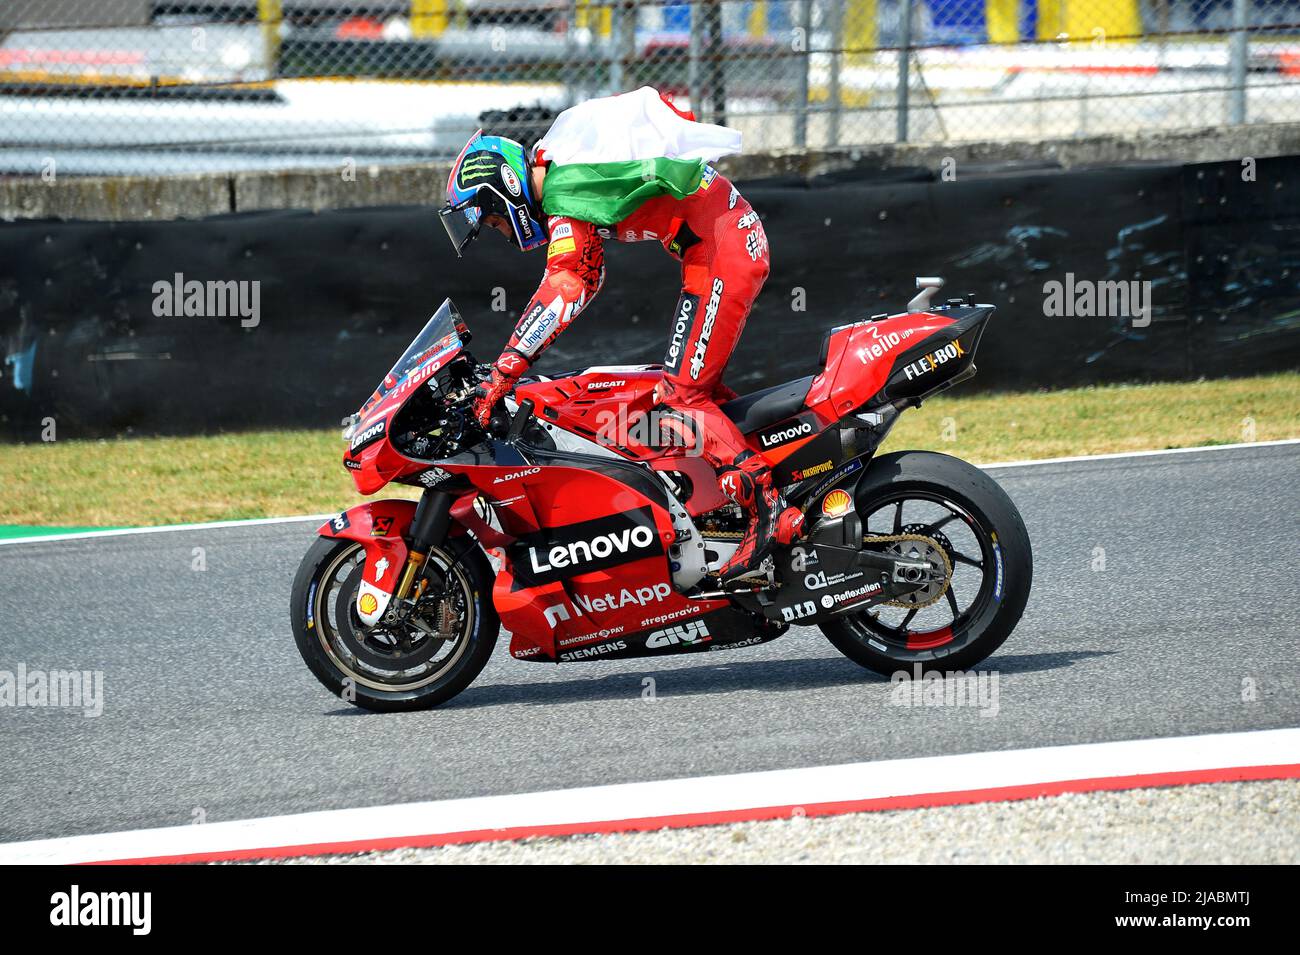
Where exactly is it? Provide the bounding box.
[472,351,529,429]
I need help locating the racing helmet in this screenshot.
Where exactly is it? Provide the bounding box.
[439,130,546,255]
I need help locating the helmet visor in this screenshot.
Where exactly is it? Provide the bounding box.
[439,198,482,258]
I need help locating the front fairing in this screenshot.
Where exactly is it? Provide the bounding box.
[342,299,470,492]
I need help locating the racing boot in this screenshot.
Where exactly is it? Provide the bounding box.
[716,451,806,586]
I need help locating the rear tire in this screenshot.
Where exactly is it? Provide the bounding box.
[290,534,498,711]
[820,451,1031,675]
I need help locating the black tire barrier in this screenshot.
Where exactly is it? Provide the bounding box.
[2,156,1298,440]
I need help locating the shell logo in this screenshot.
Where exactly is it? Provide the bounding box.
[358,592,379,616]
[821,489,853,518]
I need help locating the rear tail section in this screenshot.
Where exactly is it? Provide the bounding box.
[869,303,992,409]
[807,280,994,421]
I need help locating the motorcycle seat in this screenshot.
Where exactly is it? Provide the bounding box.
[719,375,814,434]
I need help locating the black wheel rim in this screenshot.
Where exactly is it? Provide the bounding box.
[839,491,999,660]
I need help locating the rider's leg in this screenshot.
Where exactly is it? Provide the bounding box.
[713,448,806,581]
[657,233,804,583]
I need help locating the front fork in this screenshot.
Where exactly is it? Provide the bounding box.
[393,489,453,605]
[319,491,453,628]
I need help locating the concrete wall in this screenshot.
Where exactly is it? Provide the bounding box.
[6,121,1300,223]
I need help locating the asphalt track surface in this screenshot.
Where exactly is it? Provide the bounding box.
[2,443,1297,843]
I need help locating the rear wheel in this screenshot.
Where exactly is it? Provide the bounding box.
[820,451,1031,675]
[290,535,498,710]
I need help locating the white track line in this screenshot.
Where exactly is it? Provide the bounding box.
[978,437,1300,470]
[0,513,334,546]
[2,728,1296,865]
[1,439,1295,548]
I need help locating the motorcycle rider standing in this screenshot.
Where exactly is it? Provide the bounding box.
[438,87,804,584]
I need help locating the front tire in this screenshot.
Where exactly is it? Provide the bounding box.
[290,534,498,711]
[820,451,1031,676]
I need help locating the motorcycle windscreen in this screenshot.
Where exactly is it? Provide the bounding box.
[359,299,466,416]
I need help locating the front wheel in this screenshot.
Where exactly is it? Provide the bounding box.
[290,534,498,710]
[820,451,1031,676]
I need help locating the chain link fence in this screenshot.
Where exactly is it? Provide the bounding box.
[1,0,1297,176]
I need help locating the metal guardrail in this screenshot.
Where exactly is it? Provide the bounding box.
[1,0,1297,176]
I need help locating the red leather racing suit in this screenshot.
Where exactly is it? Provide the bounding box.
[492,165,771,469]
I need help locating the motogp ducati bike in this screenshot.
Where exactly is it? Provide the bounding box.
[291,277,1032,710]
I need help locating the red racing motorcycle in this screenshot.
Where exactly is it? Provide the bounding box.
[291,277,1032,710]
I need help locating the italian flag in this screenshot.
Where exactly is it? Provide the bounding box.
[535,86,742,226]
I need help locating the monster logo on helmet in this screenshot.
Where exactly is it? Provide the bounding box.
[439,131,547,256]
